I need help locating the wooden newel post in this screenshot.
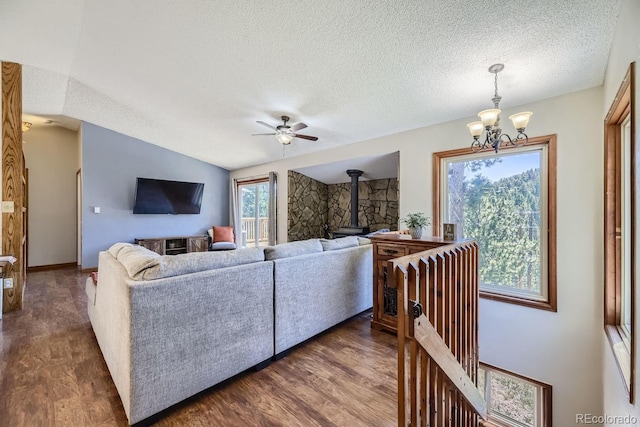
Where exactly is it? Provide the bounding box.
[2,61,25,313]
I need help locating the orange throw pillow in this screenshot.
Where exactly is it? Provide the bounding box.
[213,226,234,243]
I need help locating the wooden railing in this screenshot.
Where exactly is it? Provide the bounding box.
[241,217,269,246]
[391,241,486,426]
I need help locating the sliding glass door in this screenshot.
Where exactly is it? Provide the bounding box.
[237,180,269,247]
[234,173,277,248]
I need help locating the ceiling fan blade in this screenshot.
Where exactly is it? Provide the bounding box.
[293,133,318,141]
[252,133,277,136]
[256,121,277,130]
[290,122,307,132]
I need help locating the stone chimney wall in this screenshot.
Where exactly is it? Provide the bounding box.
[288,171,399,241]
[287,171,328,241]
[327,178,398,232]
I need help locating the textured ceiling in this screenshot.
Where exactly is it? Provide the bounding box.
[0,0,621,170]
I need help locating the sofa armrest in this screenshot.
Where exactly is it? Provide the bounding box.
[88,252,134,420]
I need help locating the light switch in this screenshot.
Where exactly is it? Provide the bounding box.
[93,206,101,214]
[1,201,15,213]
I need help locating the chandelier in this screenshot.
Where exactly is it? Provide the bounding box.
[466,64,532,153]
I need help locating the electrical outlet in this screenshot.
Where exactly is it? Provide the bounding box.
[1,201,14,213]
[4,278,13,289]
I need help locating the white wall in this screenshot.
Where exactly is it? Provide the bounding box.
[23,126,80,267]
[602,0,640,423]
[232,86,605,424]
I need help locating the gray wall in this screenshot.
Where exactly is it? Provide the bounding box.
[81,122,229,267]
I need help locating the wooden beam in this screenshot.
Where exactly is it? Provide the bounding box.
[412,313,487,421]
[2,61,24,312]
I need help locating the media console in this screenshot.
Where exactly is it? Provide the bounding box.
[135,235,208,255]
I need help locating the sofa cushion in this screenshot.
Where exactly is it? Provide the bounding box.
[357,236,372,245]
[264,239,323,261]
[320,236,360,251]
[118,246,265,280]
[108,242,135,258]
[116,245,162,279]
[210,241,237,251]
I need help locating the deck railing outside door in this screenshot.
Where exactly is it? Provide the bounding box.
[241,217,269,247]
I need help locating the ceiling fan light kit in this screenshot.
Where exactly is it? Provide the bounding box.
[253,115,319,145]
[467,64,532,153]
[276,133,293,145]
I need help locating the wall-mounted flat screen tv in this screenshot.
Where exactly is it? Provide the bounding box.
[133,177,205,214]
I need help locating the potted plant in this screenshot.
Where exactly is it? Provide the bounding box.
[401,212,431,239]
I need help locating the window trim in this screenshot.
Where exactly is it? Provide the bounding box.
[433,134,557,311]
[604,62,636,403]
[478,362,553,427]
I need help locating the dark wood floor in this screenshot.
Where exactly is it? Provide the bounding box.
[0,267,398,426]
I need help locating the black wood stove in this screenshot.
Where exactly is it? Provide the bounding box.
[332,169,370,238]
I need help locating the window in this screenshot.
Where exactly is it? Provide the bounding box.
[478,363,552,427]
[604,63,635,401]
[233,173,277,248]
[433,135,557,311]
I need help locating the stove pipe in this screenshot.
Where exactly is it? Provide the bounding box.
[346,169,363,227]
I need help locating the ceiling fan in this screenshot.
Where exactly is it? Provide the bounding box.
[253,115,318,145]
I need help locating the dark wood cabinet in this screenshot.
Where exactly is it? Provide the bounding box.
[135,236,208,256]
[370,234,454,333]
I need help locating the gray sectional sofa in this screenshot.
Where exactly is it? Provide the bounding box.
[86,236,372,425]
